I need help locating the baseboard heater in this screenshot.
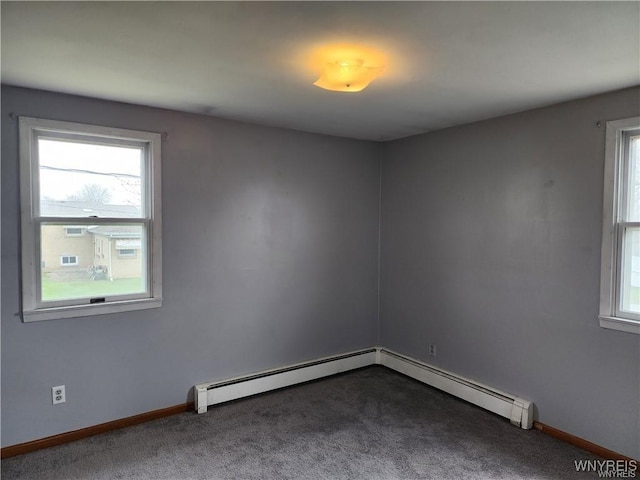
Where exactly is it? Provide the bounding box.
[377,348,533,429]
[194,348,377,414]
[194,346,533,429]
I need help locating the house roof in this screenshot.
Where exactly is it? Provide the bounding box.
[41,200,141,218]
[88,226,142,238]
[42,200,142,238]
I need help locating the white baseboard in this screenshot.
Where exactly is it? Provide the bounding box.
[193,346,533,429]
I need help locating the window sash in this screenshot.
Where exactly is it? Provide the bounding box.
[619,130,640,222]
[33,132,149,219]
[35,218,152,309]
[615,224,640,321]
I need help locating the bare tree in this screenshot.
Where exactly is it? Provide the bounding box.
[67,184,112,204]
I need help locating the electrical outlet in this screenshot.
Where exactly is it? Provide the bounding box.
[52,385,66,405]
[428,344,437,357]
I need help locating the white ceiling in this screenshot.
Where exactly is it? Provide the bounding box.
[2,2,638,141]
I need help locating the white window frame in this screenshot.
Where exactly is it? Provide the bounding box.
[64,226,84,237]
[60,255,79,266]
[117,248,137,258]
[599,116,640,334]
[19,117,162,322]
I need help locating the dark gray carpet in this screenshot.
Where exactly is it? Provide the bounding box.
[2,366,602,479]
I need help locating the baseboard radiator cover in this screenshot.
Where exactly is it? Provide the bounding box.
[194,346,533,428]
[378,348,533,429]
[194,348,377,414]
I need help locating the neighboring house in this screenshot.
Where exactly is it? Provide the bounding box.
[89,225,143,280]
[41,224,94,279]
[40,200,142,281]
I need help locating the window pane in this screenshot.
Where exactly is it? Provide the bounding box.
[39,139,143,218]
[40,224,146,302]
[65,227,83,236]
[620,226,640,314]
[625,136,640,221]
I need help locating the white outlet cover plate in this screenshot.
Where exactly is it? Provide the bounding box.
[52,385,66,404]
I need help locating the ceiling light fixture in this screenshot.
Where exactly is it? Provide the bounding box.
[314,57,384,92]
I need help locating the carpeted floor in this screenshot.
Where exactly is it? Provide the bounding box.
[2,366,603,479]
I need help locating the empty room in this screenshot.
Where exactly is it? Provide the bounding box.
[1,2,639,479]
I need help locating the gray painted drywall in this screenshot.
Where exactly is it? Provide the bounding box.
[380,87,640,459]
[3,84,639,460]
[1,86,381,447]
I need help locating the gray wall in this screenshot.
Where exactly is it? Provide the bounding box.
[3,84,639,460]
[1,86,381,447]
[380,86,640,459]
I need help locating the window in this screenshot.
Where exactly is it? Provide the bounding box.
[64,227,84,236]
[60,255,79,266]
[19,117,162,321]
[599,116,640,334]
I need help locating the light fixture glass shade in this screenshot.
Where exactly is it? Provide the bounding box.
[314,58,384,92]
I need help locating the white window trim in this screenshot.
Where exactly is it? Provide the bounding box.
[599,116,640,334]
[19,117,163,322]
[60,255,79,266]
[64,227,84,237]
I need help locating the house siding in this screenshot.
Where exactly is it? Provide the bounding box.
[41,225,93,279]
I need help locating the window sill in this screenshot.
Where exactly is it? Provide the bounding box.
[22,298,162,322]
[598,315,640,335]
